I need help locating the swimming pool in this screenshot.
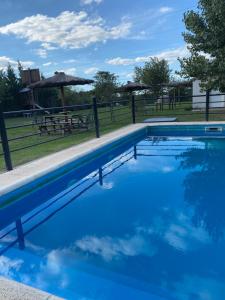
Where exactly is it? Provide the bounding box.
[1,124,225,299]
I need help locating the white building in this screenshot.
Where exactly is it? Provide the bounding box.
[192,80,225,110]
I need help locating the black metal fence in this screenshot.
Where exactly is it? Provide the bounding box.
[134,90,224,122]
[1,91,225,172]
[0,96,132,172]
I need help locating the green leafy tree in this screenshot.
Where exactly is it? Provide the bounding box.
[63,87,93,106]
[0,70,6,105]
[179,0,225,91]
[17,61,24,87]
[134,58,171,98]
[0,65,94,110]
[93,71,118,101]
[2,64,22,110]
[37,87,60,107]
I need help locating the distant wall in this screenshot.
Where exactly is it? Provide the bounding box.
[192,80,225,110]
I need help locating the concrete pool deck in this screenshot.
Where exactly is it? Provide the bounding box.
[0,277,63,300]
[1,121,225,197]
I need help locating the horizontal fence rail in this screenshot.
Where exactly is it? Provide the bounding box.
[1,91,225,172]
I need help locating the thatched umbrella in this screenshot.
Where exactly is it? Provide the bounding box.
[161,80,193,104]
[29,71,94,107]
[162,80,193,88]
[118,80,192,92]
[117,81,149,93]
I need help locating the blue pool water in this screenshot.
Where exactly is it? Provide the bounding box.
[1,126,225,299]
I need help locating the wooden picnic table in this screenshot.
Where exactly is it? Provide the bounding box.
[39,113,92,135]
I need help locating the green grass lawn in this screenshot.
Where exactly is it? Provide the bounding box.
[0,105,132,172]
[136,101,225,122]
[1,101,225,172]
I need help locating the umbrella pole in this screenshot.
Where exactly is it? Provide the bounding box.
[31,89,35,109]
[60,86,66,111]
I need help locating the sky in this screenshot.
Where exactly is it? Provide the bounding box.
[0,0,197,87]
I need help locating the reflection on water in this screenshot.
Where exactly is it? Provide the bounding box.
[1,136,225,299]
[177,139,225,240]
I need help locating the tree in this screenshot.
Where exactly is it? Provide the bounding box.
[37,87,60,108]
[179,0,225,91]
[63,88,93,106]
[0,70,6,105]
[93,71,118,101]
[134,57,171,98]
[1,64,22,111]
[17,61,23,85]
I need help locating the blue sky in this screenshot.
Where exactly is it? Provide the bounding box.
[0,0,197,86]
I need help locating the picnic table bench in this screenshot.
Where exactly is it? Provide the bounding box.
[38,113,92,135]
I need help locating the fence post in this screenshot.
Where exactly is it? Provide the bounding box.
[93,96,100,138]
[161,95,164,111]
[205,89,210,121]
[131,94,136,124]
[0,102,13,171]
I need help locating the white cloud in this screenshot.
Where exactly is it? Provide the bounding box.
[0,55,34,70]
[75,233,156,261]
[58,67,76,75]
[63,59,77,64]
[106,46,189,66]
[162,166,174,173]
[81,0,103,5]
[0,11,131,53]
[84,67,98,75]
[42,62,52,67]
[159,6,174,14]
[45,250,62,275]
[145,212,210,252]
[101,181,114,190]
[41,43,57,50]
[107,57,133,65]
[35,48,47,58]
[34,249,69,290]
[0,256,23,277]
[126,72,133,79]
[117,71,134,80]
